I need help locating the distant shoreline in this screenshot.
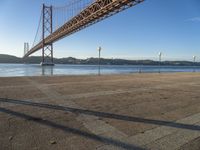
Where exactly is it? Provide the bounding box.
[0,54,199,66]
[0,63,200,67]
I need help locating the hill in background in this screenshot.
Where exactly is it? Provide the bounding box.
[0,54,22,63]
[0,54,199,66]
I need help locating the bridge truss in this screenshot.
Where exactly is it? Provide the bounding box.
[23,0,144,65]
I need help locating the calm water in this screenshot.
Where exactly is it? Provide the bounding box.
[0,64,200,77]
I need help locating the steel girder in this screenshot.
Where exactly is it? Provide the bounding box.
[24,0,144,58]
[41,4,54,65]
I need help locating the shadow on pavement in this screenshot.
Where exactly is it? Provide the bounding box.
[0,98,200,132]
[0,107,144,150]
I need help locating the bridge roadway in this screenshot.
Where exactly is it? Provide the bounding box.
[24,0,144,58]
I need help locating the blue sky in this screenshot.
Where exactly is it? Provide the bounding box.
[0,0,200,61]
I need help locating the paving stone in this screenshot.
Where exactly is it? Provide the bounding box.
[126,112,200,147]
[145,121,200,150]
[97,144,126,150]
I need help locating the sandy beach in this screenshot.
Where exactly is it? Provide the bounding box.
[0,73,200,150]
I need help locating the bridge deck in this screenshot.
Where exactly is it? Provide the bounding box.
[24,0,144,58]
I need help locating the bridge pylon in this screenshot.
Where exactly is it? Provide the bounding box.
[41,4,54,66]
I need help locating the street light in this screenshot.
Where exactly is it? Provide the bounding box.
[158,52,162,73]
[97,46,102,75]
[193,55,196,72]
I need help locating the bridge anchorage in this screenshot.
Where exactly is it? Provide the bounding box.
[23,0,144,66]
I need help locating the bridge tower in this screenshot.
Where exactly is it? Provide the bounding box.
[23,42,29,63]
[24,42,29,56]
[41,4,54,66]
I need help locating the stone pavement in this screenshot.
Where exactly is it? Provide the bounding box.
[0,73,200,149]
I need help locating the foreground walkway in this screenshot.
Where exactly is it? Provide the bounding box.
[0,73,200,150]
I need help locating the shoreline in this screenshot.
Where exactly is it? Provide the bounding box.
[0,71,200,78]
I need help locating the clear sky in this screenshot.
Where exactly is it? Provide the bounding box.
[0,0,200,61]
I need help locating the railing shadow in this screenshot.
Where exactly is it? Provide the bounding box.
[0,107,144,150]
[0,98,200,131]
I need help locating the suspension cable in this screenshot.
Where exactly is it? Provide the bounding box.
[31,9,43,49]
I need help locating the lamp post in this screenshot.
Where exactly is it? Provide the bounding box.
[193,55,196,72]
[158,52,162,73]
[97,46,102,75]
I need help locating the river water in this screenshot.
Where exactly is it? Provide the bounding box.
[0,64,199,77]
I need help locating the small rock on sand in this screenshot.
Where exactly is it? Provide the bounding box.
[9,136,13,141]
[50,140,56,144]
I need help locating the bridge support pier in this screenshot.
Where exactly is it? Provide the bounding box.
[41,44,54,66]
[41,4,54,66]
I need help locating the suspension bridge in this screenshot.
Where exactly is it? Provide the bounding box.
[23,0,144,65]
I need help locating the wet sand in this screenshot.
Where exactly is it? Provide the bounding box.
[0,73,200,150]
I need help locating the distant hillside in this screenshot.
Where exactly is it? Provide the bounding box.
[0,54,22,63]
[0,54,199,66]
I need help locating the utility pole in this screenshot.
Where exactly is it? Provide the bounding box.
[97,46,102,76]
[158,52,162,73]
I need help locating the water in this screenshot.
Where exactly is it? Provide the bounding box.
[0,63,200,77]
